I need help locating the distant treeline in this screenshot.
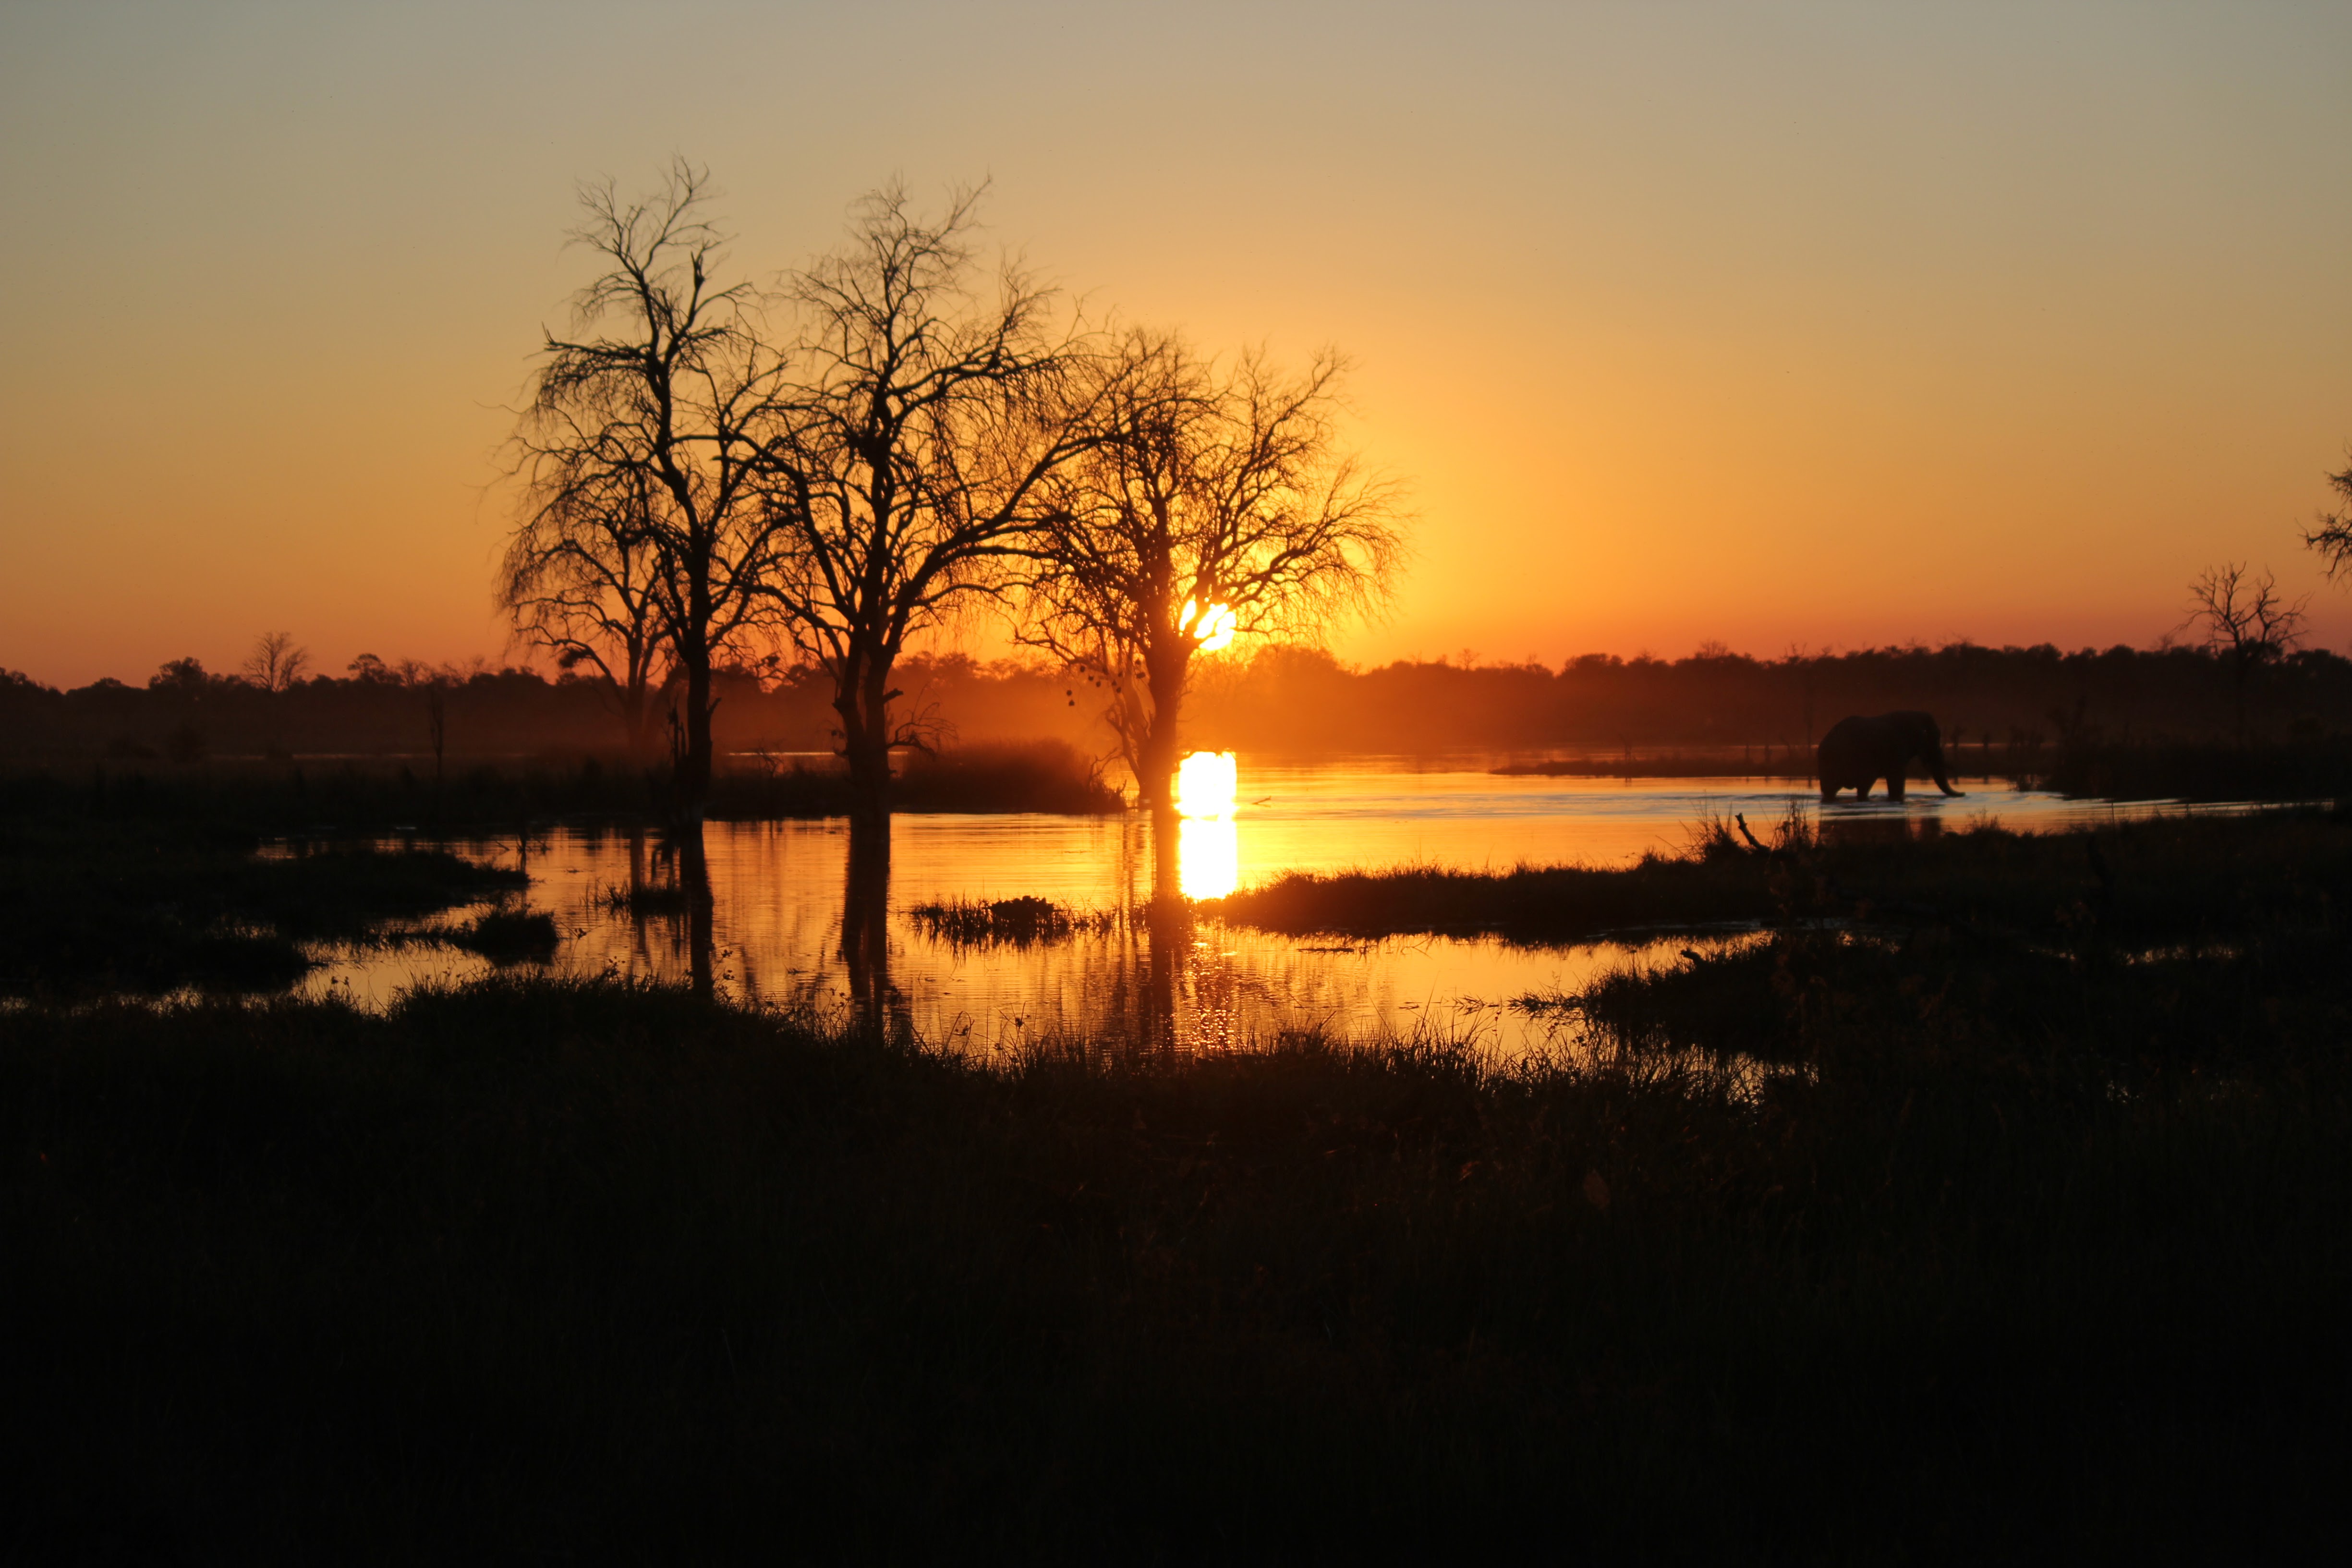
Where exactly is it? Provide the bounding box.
[5,639,2349,767]
[0,655,1091,766]
[1187,642,2352,755]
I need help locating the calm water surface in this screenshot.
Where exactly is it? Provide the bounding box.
[305,757,2222,1057]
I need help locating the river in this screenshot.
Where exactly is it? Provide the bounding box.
[296,755,2221,1057]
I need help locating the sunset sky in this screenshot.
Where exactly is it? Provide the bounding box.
[3,1,2349,688]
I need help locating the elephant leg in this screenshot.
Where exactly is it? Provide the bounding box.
[1886,775,1907,802]
[1820,781,1839,802]
[1854,778,1872,800]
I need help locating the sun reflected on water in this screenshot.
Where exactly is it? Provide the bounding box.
[1173,749,1242,898]
[1179,815,1239,899]
[1175,750,1237,818]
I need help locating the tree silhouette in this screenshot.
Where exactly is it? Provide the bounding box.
[2304,456,2352,581]
[762,182,1111,826]
[240,632,310,693]
[1020,332,1405,806]
[2182,562,2307,739]
[500,453,669,759]
[511,160,792,809]
[392,659,466,784]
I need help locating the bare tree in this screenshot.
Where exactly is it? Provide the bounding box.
[762,182,1112,826]
[394,658,473,784]
[2304,456,2352,580]
[1020,332,1406,807]
[240,631,310,693]
[512,160,794,810]
[499,453,670,759]
[2182,562,2308,739]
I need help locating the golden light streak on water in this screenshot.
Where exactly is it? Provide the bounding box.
[1171,752,1232,823]
[1174,748,1241,897]
[1179,815,1240,899]
[1175,750,1237,818]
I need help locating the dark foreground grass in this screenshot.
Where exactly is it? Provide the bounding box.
[4,950,2347,1562]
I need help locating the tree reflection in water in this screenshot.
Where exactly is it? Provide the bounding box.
[677,821,716,997]
[842,816,909,1041]
[1141,803,1186,1056]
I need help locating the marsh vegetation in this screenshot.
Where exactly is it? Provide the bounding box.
[0,811,524,997]
[3,768,2346,1556]
[6,822,2345,1557]
[904,894,1115,948]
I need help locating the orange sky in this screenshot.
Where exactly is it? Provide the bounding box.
[3,1,2349,688]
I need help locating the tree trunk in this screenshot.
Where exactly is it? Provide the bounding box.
[679,569,715,812]
[837,641,894,831]
[681,654,713,814]
[620,679,654,766]
[1133,637,1192,810]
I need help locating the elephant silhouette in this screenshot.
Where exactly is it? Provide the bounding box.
[1816,711,1964,802]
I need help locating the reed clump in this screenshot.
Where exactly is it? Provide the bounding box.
[592,880,693,916]
[906,894,1115,948]
[449,909,561,964]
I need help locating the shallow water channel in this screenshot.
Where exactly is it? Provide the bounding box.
[300,758,2224,1057]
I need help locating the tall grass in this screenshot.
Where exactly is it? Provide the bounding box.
[2,968,2341,1558]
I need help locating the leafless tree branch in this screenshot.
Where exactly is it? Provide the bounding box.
[1013,330,1410,804]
